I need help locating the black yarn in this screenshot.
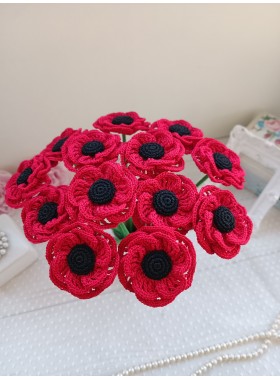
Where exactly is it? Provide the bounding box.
[67,244,95,275]
[213,152,232,171]
[153,190,179,216]
[112,116,134,125]
[139,143,165,160]
[52,137,68,152]
[82,140,105,156]
[169,124,191,136]
[17,167,33,185]
[213,206,235,233]
[88,179,116,205]
[141,250,172,280]
[38,202,58,225]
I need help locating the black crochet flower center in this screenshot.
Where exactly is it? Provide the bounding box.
[17,167,33,185]
[169,124,191,136]
[213,152,232,171]
[67,244,95,275]
[38,202,58,225]
[141,250,172,280]
[139,143,165,160]
[153,190,179,216]
[52,137,68,152]
[88,179,116,205]
[112,116,134,125]
[82,140,105,157]
[213,206,235,233]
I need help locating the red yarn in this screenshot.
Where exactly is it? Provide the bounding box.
[5,154,51,209]
[62,129,121,172]
[191,138,245,189]
[118,226,196,307]
[133,172,198,234]
[67,162,137,228]
[120,130,185,179]
[93,111,150,135]
[21,185,70,244]
[150,119,204,154]
[193,185,253,259]
[46,222,119,299]
[41,128,80,165]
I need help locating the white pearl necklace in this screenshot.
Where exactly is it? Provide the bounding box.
[0,231,9,258]
[117,312,280,376]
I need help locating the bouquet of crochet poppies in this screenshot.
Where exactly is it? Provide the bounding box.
[5,112,253,307]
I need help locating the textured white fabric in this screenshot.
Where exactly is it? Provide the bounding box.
[0,186,279,375]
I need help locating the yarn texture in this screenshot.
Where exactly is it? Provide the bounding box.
[150,118,204,154]
[67,162,137,228]
[21,185,69,243]
[41,128,80,165]
[46,222,118,299]
[62,129,121,171]
[191,138,245,189]
[121,130,185,179]
[5,111,253,307]
[5,155,51,208]
[118,226,196,307]
[133,172,198,234]
[93,111,150,135]
[193,185,253,259]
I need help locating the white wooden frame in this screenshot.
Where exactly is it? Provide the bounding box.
[227,124,280,230]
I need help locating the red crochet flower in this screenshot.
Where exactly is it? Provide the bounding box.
[41,128,80,164]
[191,138,245,189]
[62,129,121,172]
[120,130,185,179]
[193,185,253,259]
[67,162,137,228]
[5,155,51,209]
[118,226,196,307]
[150,119,203,154]
[21,185,69,244]
[133,172,198,233]
[46,223,119,299]
[93,111,150,135]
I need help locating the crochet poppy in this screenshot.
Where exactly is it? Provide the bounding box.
[191,138,245,189]
[41,128,80,164]
[21,185,70,244]
[118,226,196,307]
[46,222,119,299]
[120,130,185,179]
[67,162,137,228]
[193,185,253,259]
[62,129,121,172]
[93,111,150,135]
[150,119,204,154]
[5,155,51,209]
[133,172,198,233]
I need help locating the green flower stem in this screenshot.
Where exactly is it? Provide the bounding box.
[122,134,127,143]
[112,222,130,240]
[196,174,209,187]
[125,217,136,233]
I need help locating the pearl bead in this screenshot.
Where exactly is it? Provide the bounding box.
[1,236,8,242]
[0,249,6,255]
[0,231,5,237]
[2,242,9,248]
